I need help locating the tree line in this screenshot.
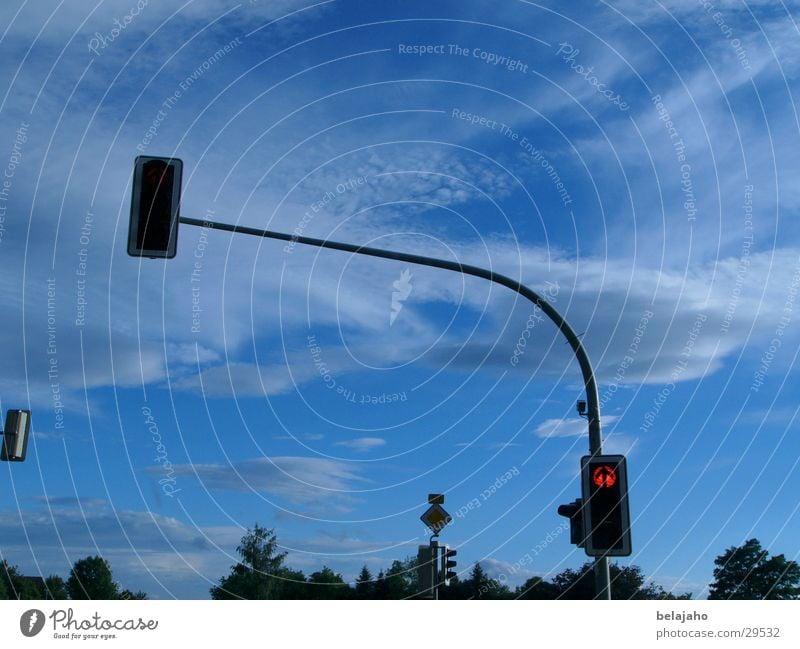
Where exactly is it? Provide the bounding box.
[0,555,146,600]
[208,524,800,600]
[2,530,796,600]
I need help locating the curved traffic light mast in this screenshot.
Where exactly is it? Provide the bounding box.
[128,155,614,599]
[175,215,614,599]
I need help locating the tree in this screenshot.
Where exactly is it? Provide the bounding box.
[276,568,309,599]
[465,562,508,599]
[210,524,287,599]
[44,575,69,600]
[119,589,148,600]
[67,556,120,600]
[516,576,560,600]
[384,558,416,599]
[439,574,469,599]
[307,566,351,599]
[354,565,374,599]
[1,562,46,599]
[709,538,800,600]
[1,562,60,599]
[550,562,688,600]
[374,570,390,599]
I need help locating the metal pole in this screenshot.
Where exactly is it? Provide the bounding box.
[179,216,611,599]
[430,537,439,601]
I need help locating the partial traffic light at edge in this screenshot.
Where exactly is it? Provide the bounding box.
[1,410,31,462]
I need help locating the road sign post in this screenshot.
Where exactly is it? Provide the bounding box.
[420,503,452,535]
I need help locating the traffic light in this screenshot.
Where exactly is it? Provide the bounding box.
[1,409,31,462]
[557,498,585,547]
[416,544,437,598]
[581,454,631,556]
[127,156,182,258]
[440,545,457,586]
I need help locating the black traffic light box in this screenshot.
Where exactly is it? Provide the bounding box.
[128,156,182,258]
[557,498,585,547]
[440,546,457,586]
[581,454,631,556]
[416,544,437,598]
[1,410,31,462]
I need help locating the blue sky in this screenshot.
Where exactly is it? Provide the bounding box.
[1,0,799,598]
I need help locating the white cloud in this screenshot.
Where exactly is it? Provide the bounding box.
[157,456,366,506]
[0,0,325,48]
[480,557,538,587]
[535,416,619,438]
[172,361,305,397]
[602,0,783,25]
[0,505,214,553]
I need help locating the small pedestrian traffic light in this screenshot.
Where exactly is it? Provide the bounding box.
[1,409,31,462]
[128,156,182,258]
[581,454,631,556]
[440,545,457,586]
[557,498,586,547]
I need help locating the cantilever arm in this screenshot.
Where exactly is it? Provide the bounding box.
[179,215,604,453]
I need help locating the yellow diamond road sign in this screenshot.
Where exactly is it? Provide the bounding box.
[421,503,452,533]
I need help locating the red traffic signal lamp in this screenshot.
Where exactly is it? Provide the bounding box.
[128,156,182,258]
[581,454,631,556]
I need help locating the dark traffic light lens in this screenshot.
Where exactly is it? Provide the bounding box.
[138,160,174,251]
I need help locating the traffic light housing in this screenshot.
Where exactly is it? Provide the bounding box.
[440,545,457,586]
[557,498,586,547]
[416,544,437,598]
[1,409,31,462]
[581,454,631,556]
[128,156,182,258]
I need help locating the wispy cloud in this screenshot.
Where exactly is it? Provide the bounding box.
[156,456,366,506]
[535,416,619,439]
[335,437,387,452]
[0,504,214,553]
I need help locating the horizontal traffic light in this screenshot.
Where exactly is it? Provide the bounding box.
[128,156,182,258]
[581,454,631,556]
